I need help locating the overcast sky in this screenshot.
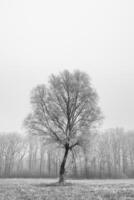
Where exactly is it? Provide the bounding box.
[0,0,134,132]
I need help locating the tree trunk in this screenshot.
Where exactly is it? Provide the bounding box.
[59,145,69,183]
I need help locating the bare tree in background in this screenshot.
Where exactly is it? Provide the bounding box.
[24,70,102,183]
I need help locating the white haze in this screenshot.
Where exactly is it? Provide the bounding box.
[0,0,134,132]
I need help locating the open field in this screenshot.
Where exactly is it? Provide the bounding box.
[0,179,134,200]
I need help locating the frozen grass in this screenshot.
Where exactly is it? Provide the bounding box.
[0,179,134,200]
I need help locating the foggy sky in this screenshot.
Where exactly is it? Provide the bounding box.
[0,0,134,132]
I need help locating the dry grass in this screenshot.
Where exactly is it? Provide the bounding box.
[0,179,134,200]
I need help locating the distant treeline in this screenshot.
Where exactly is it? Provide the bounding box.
[0,128,134,179]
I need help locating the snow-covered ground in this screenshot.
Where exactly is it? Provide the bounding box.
[0,179,134,200]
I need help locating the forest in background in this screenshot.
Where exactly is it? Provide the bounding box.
[0,128,134,179]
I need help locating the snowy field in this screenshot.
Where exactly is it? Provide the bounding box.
[0,179,134,200]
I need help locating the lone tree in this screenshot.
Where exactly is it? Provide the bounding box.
[24,70,102,183]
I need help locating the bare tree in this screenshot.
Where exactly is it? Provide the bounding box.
[24,70,102,183]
